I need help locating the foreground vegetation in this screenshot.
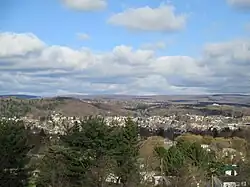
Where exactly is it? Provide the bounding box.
[1,117,250,187]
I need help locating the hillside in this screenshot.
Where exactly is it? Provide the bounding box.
[66,94,250,106]
[0,97,133,118]
[0,94,39,99]
[1,94,250,119]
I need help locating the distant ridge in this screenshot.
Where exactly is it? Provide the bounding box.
[0,94,40,99]
[211,94,249,97]
[1,94,250,104]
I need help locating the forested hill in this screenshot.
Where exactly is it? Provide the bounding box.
[0,95,40,99]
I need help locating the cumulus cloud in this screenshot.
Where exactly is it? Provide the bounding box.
[227,0,250,9]
[0,32,250,95]
[0,32,45,57]
[62,0,106,11]
[108,5,187,32]
[203,39,250,67]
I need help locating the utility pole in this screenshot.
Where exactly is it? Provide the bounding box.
[211,174,214,187]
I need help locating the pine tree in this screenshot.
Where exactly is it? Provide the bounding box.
[112,117,140,187]
[36,116,116,187]
[0,119,32,187]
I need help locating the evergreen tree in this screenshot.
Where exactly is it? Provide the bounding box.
[112,118,140,187]
[35,145,72,187]
[155,140,224,185]
[37,116,116,187]
[0,119,32,187]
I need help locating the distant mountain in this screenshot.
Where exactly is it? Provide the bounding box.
[0,94,40,99]
[211,94,248,97]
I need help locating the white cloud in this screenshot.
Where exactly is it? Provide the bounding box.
[202,39,250,82]
[151,56,211,78]
[227,0,250,9]
[1,32,250,95]
[62,0,106,11]
[76,33,90,40]
[111,45,155,66]
[141,41,166,50]
[203,39,250,66]
[0,32,45,57]
[108,5,187,32]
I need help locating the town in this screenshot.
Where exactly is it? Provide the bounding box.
[1,95,250,187]
[3,111,250,135]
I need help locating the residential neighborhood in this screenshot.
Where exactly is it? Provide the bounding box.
[1,105,250,186]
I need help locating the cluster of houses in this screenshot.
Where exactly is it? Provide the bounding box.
[1,112,250,135]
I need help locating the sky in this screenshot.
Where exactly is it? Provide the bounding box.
[0,0,250,96]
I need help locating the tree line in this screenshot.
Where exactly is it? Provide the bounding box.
[1,117,250,187]
[0,117,141,187]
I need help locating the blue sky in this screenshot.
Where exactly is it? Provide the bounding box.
[0,0,250,95]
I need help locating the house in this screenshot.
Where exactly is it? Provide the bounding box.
[140,170,173,186]
[151,176,173,186]
[201,144,211,151]
[105,173,120,184]
[219,176,247,187]
[206,176,247,187]
[223,165,238,176]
